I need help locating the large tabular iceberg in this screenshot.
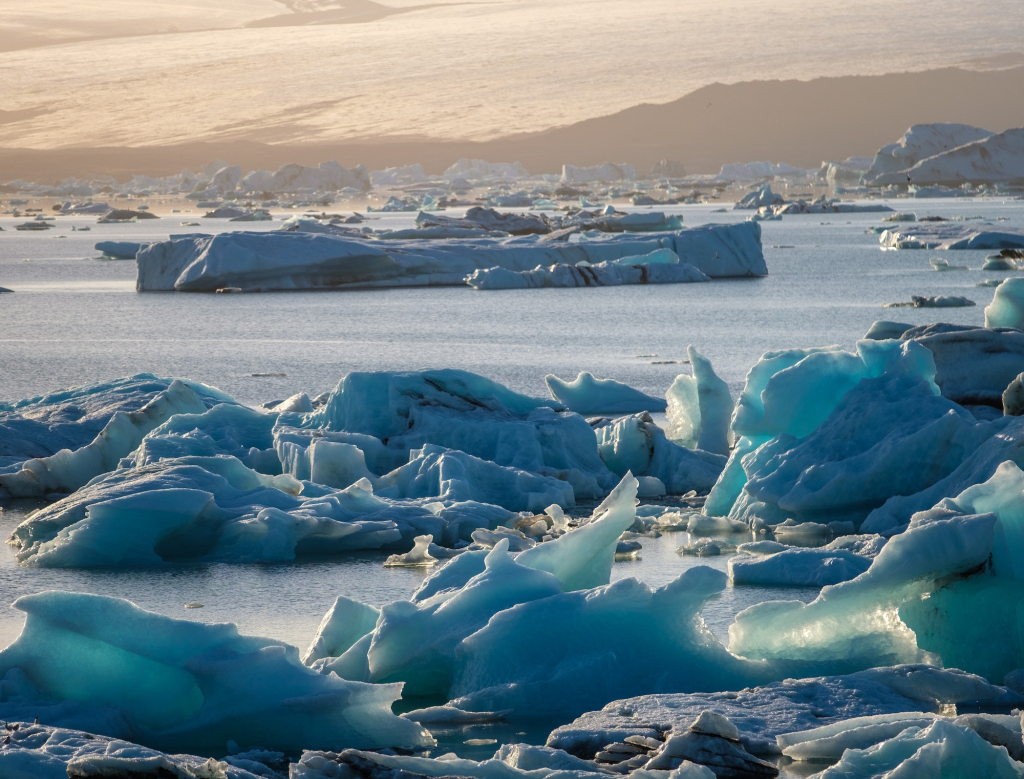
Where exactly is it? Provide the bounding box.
[0,592,431,754]
[135,223,766,291]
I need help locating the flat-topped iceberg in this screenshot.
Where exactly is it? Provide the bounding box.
[135,223,766,291]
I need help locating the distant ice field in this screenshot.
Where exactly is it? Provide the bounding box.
[0,200,1015,406]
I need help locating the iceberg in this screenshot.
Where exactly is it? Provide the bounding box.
[448,567,766,718]
[544,373,667,415]
[728,505,999,670]
[986,278,1024,329]
[316,476,639,697]
[864,123,995,184]
[95,240,145,259]
[6,455,516,566]
[300,369,617,499]
[560,163,636,185]
[0,722,285,779]
[728,547,873,587]
[0,592,432,754]
[0,374,231,474]
[869,126,1024,187]
[547,665,1014,757]
[665,347,734,456]
[880,223,1024,250]
[594,414,725,495]
[728,369,999,528]
[237,162,370,194]
[443,159,530,182]
[802,718,1024,778]
[0,380,213,499]
[135,223,766,291]
[899,323,1024,407]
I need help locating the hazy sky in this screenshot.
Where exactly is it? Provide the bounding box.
[2,0,1023,148]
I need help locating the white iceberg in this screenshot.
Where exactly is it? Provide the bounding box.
[728,547,872,587]
[864,123,995,184]
[545,372,667,415]
[870,126,1024,187]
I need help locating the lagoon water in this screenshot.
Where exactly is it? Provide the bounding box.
[0,199,1019,656]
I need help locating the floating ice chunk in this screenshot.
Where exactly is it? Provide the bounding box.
[986,278,1024,329]
[516,473,637,591]
[545,372,667,415]
[865,123,994,182]
[728,370,994,528]
[637,475,666,497]
[293,746,605,779]
[302,596,380,666]
[0,380,208,498]
[645,714,777,777]
[906,294,976,308]
[731,340,935,440]
[448,567,766,718]
[0,592,431,753]
[303,369,616,499]
[472,527,536,551]
[807,718,1024,779]
[344,539,564,696]
[729,509,997,668]
[95,240,145,259]
[929,257,969,271]
[374,445,576,512]
[594,414,725,495]
[880,223,1024,251]
[561,163,636,185]
[0,374,231,475]
[8,455,508,566]
[728,548,872,587]
[871,126,1024,187]
[665,347,734,456]
[402,706,511,725]
[778,712,940,760]
[444,159,530,181]
[0,723,280,779]
[734,185,785,210]
[862,321,914,341]
[385,535,439,567]
[547,665,1014,758]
